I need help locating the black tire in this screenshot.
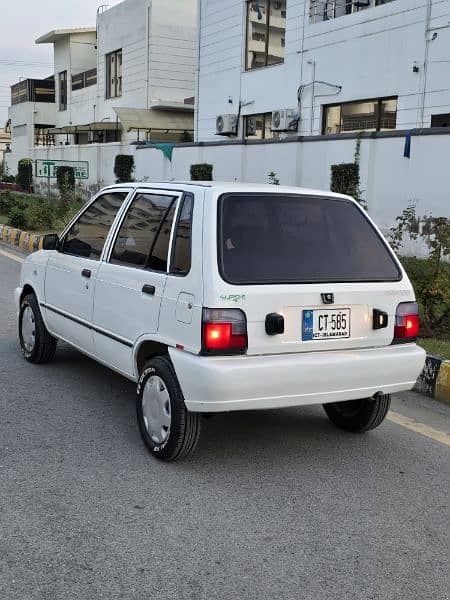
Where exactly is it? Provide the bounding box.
[19,293,57,364]
[136,356,201,461]
[323,394,391,433]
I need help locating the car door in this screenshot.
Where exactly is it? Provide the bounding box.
[92,189,182,376]
[43,190,130,354]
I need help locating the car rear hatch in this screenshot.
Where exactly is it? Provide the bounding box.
[215,192,412,356]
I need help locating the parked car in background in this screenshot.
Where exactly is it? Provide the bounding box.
[16,182,426,460]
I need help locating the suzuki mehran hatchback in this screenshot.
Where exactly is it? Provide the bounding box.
[16,183,425,460]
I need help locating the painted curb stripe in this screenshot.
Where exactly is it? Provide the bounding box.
[388,411,450,447]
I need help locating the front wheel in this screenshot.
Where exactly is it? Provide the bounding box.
[19,293,57,364]
[136,356,201,461]
[323,394,391,433]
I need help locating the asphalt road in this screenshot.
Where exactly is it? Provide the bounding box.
[0,246,449,600]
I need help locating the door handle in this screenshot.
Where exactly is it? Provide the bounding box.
[81,269,92,279]
[142,284,156,296]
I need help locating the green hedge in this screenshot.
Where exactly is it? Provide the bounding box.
[114,154,135,183]
[190,163,213,181]
[17,159,33,192]
[330,163,360,198]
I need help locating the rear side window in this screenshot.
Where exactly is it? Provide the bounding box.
[219,194,401,284]
[110,193,177,271]
[62,192,128,260]
[170,193,194,276]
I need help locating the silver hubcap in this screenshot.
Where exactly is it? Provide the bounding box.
[21,306,36,353]
[142,376,171,444]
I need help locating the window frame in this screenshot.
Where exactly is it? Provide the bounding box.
[243,112,275,140]
[106,49,123,99]
[58,189,131,261]
[321,96,398,135]
[58,70,67,111]
[105,188,184,273]
[217,192,402,286]
[245,0,287,71]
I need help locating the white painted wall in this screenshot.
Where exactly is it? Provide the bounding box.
[8,101,56,160]
[133,132,450,236]
[197,0,450,142]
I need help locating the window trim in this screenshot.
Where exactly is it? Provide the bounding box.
[105,188,183,273]
[59,190,130,261]
[216,192,402,286]
[321,96,398,135]
[245,0,286,71]
[169,192,195,277]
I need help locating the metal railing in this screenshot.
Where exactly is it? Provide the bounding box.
[309,0,396,24]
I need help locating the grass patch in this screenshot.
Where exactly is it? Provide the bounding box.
[417,338,450,360]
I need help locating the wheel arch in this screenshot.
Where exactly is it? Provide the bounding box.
[20,283,37,304]
[135,339,169,376]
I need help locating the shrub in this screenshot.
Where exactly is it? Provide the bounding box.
[8,205,28,229]
[17,159,34,192]
[56,166,75,192]
[330,163,360,198]
[114,154,135,183]
[0,190,15,214]
[190,163,213,181]
[27,200,55,231]
[1,174,16,184]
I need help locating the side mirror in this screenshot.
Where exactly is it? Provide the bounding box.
[42,233,59,251]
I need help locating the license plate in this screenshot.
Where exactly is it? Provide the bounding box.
[302,309,351,341]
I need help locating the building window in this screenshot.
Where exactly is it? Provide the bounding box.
[323,97,397,134]
[310,0,397,24]
[72,68,97,92]
[59,71,67,111]
[106,49,122,99]
[431,114,450,128]
[246,1,287,71]
[244,113,276,139]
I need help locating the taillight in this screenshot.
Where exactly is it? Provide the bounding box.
[201,308,248,355]
[392,302,419,344]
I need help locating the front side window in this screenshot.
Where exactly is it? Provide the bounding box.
[110,193,177,271]
[171,194,194,276]
[219,194,401,284]
[59,71,67,111]
[61,192,128,260]
[106,49,122,99]
[246,0,286,70]
[323,97,397,134]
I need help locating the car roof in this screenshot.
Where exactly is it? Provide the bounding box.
[102,181,352,201]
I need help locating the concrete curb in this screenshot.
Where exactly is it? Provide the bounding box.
[415,355,450,405]
[1,226,449,406]
[0,224,43,252]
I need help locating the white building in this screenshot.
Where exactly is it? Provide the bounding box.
[6,0,197,181]
[196,0,450,141]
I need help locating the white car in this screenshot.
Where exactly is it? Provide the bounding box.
[16,182,425,460]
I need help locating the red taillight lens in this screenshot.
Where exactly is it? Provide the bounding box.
[393,302,419,343]
[202,309,248,355]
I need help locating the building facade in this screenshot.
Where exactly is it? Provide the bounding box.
[6,0,197,174]
[196,0,450,141]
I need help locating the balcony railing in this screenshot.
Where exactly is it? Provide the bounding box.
[309,0,397,24]
[11,78,55,105]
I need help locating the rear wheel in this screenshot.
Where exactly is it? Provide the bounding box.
[136,356,201,461]
[19,293,57,364]
[323,394,391,433]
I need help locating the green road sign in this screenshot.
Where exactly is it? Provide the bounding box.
[35,159,89,180]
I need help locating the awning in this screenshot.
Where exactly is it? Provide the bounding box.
[113,107,194,132]
[46,122,121,134]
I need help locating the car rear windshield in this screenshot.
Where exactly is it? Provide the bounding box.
[218,193,401,284]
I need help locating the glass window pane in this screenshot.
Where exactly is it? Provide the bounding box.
[267,0,286,66]
[341,100,378,132]
[324,105,341,134]
[62,192,127,260]
[110,193,176,270]
[147,202,177,272]
[380,98,397,130]
[246,1,268,70]
[219,194,400,284]
[171,194,194,275]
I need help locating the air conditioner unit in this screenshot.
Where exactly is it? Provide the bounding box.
[271,109,298,132]
[216,114,237,136]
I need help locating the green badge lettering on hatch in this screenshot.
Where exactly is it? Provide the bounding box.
[220,294,246,303]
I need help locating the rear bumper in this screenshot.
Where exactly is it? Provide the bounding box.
[169,344,426,413]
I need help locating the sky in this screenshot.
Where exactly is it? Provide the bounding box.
[0,0,123,125]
